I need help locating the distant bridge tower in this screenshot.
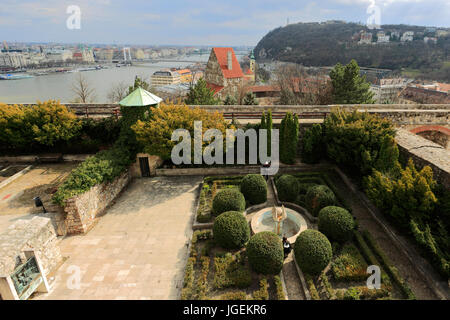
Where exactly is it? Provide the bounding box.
[123,47,132,63]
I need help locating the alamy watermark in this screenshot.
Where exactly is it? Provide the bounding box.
[366,1,381,30]
[367,265,381,289]
[66,265,82,290]
[171,121,279,175]
[66,5,81,30]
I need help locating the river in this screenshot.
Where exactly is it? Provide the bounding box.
[0,52,247,104]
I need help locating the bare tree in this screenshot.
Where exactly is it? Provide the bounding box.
[107,81,128,103]
[71,73,96,103]
[275,64,333,105]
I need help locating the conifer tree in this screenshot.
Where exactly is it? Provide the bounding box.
[185,78,220,105]
[329,59,375,104]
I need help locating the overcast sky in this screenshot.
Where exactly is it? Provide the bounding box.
[1,0,449,46]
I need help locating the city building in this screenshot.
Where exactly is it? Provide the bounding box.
[377,31,390,43]
[0,51,27,68]
[370,78,409,103]
[173,69,192,83]
[204,47,244,99]
[96,48,114,61]
[390,31,401,40]
[436,29,449,37]
[359,32,373,44]
[46,49,72,62]
[401,31,414,42]
[151,69,181,86]
[424,37,437,44]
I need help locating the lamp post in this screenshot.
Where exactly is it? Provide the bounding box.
[33,196,47,213]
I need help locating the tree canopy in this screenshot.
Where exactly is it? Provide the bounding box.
[329,59,375,104]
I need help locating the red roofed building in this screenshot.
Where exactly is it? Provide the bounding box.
[205,47,244,99]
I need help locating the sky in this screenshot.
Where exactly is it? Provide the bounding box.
[0,0,449,46]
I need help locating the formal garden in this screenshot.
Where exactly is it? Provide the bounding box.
[183,168,419,300]
[1,96,448,300]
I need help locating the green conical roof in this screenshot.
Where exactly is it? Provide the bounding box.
[119,87,162,107]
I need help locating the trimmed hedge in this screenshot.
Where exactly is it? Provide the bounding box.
[275,174,299,202]
[318,206,355,242]
[213,211,250,249]
[212,188,245,215]
[294,230,332,275]
[240,174,267,205]
[247,232,284,275]
[305,185,336,216]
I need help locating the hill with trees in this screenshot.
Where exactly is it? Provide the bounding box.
[254,21,450,81]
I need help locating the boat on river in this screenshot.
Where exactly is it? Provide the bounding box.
[0,74,34,80]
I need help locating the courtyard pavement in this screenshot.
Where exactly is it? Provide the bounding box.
[0,163,77,234]
[36,176,202,300]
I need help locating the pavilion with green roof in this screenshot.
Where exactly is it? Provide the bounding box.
[119,87,162,107]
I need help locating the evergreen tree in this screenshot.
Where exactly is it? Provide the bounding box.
[128,76,150,94]
[185,78,220,105]
[267,110,272,156]
[279,112,298,164]
[260,111,266,130]
[243,92,259,105]
[223,94,237,105]
[329,59,375,104]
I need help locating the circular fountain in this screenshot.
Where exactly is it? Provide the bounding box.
[250,205,308,243]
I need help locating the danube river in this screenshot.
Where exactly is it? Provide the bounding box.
[0,52,246,104]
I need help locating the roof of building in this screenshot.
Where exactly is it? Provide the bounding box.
[206,82,224,94]
[212,47,244,79]
[119,87,162,107]
[176,69,191,75]
[152,70,179,77]
[249,85,280,93]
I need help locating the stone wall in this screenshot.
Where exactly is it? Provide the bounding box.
[395,129,450,189]
[64,169,131,234]
[130,153,163,178]
[0,216,62,277]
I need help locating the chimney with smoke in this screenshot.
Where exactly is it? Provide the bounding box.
[227,50,232,70]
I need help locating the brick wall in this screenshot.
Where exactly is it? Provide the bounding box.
[64,169,131,234]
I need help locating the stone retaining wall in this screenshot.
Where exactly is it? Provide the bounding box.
[395,129,450,188]
[0,216,61,277]
[64,170,131,234]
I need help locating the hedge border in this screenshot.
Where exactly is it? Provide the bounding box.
[362,230,416,300]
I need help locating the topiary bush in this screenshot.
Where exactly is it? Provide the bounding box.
[213,211,250,249]
[294,229,332,275]
[305,185,336,216]
[275,174,299,202]
[246,232,284,275]
[318,206,355,242]
[212,188,245,215]
[240,174,267,205]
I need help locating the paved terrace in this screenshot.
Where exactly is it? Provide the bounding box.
[36,176,202,300]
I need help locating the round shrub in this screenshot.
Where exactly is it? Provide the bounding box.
[294,229,332,275]
[240,174,267,205]
[213,211,250,249]
[275,174,299,202]
[318,206,355,242]
[305,185,336,216]
[212,188,245,215]
[247,232,284,275]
